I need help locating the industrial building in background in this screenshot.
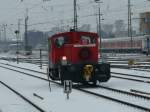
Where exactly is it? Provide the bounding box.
[140,12,150,35]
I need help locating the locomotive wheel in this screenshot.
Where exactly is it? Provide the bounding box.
[60,79,64,85]
[60,73,64,85]
[92,80,97,86]
[82,81,88,85]
[58,67,63,85]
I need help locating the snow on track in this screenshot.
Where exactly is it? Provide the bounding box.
[101,77,150,97]
[112,68,150,78]
[0,82,39,112]
[0,58,150,112]
[0,65,144,112]
[83,87,150,109]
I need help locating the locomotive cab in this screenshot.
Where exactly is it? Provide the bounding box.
[48,31,110,85]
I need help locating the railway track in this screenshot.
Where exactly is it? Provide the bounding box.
[0,63,150,111]
[111,72,150,84]
[112,72,150,80]
[132,68,150,72]
[77,88,150,112]
[0,62,150,78]
[1,62,150,84]
[111,66,150,73]
[111,64,150,69]
[0,62,46,75]
[1,62,150,99]
[2,57,150,69]
[109,61,150,65]
[0,57,48,66]
[0,81,46,112]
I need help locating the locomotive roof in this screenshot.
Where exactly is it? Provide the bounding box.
[48,31,98,39]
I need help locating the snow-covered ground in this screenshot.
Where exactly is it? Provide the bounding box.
[0,83,38,112]
[0,63,140,112]
[0,53,150,112]
[112,68,150,79]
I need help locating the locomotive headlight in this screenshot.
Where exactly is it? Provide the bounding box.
[62,56,67,61]
[61,56,67,65]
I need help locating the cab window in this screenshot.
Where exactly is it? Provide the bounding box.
[55,36,65,48]
[80,36,96,44]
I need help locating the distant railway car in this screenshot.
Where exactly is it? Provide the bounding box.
[101,35,150,54]
[48,31,111,85]
[142,35,150,54]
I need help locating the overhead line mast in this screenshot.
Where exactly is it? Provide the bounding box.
[128,0,133,48]
[24,8,29,52]
[74,0,78,31]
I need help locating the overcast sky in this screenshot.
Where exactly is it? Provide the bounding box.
[0,0,150,39]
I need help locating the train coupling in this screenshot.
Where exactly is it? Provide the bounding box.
[83,65,93,81]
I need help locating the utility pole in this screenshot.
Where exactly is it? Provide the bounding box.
[95,0,103,56]
[98,4,101,38]
[24,8,29,52]
[95,0,102,37]
[95,12,99,35]
[15,30,19,64]
[0,29,1,42]
[18,19,22,42]
[3,24,7,42]
[128,0,133,48]
[74,0,78,31]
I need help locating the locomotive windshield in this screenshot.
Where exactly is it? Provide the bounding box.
[80,36,96,44]
[55,36,65,48]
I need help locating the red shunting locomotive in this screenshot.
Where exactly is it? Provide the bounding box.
[48,31,110,84]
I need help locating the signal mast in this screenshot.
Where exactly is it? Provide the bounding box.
[74,0,78,31]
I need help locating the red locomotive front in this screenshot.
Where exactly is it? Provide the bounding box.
[48,31,110,84]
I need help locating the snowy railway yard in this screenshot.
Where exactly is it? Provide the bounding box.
[1,0,150,111]
[0,54,150,112]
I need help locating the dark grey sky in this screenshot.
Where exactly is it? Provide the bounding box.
[0,0,150,39]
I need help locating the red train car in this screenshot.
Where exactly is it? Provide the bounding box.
[48,31,110,84]
[101,36,143,53]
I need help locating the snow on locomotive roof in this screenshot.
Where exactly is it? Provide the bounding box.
[102,35,149,42]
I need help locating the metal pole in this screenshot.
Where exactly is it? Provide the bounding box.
[0,30,1,41]
[25,8,28,52]
[3,24,7,42]
[3,24,7,51]
[74,0,78,31]
[147,38,149,56]
[98,4,102,55]
[40,49,42,69]
[18,19,22,42]
[98,5,101,38]
[128,0,133,48]
[17,33,19,64]
[95,12,99,35]
[95,0,102,56]
[128,0,130,37]
[15,30,19,64]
